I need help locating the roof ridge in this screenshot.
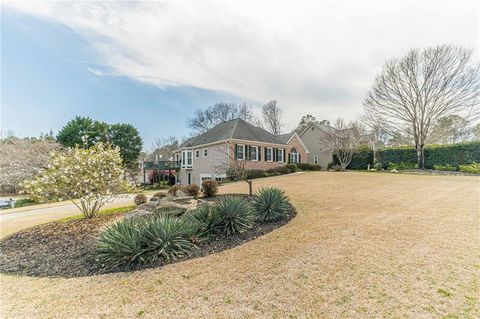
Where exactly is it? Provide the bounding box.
[229,118,240,139]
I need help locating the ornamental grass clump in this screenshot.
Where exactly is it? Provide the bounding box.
[96,215,196,268]
[96,218,145,268]
[182,204,221,240]
[215,196,255,235]
[251,187,291,222]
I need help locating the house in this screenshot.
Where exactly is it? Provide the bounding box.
[297,122,334,170]
[137,151,178,185]
[173,118,309,185]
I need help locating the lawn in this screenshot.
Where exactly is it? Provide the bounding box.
[1,172,479,318]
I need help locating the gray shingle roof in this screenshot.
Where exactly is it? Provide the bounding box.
[180,118,290,148]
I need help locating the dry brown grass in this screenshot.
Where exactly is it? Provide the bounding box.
[1,172,479,318]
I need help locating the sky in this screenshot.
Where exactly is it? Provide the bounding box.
[1,1,479,149]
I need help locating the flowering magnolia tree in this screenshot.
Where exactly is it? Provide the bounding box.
[23,143,131,218]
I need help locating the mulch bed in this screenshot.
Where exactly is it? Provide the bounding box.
[0,200,295,278]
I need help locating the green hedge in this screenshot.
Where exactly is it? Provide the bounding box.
[334,142,480,170]
[378,142,480,169]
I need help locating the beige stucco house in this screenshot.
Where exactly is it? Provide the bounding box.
[174,118,309,185]
[297,122,334,170]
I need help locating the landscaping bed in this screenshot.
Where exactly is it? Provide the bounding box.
[0,195,295,278]
[375,169,479,176]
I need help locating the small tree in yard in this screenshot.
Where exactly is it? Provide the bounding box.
[320,118,365,170]
[23,143,131,218]
[363,45,480,169]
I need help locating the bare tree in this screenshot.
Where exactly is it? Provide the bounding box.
[150,136,180,161]
[0,136,61,194]
[430,115,473,144]
[360,114,389,163]
[187,102,255,134]
[262,100,283,135]
[363,45,480,168]
[320,118,365,170]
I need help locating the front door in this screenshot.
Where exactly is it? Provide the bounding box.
[187,172,192,185]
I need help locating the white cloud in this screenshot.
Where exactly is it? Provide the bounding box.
[4,1,479,130]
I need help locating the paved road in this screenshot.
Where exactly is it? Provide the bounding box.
[0,195,139,238]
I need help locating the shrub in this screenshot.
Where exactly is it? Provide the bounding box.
[183,184,200,198]
[246,169,268,179]
[331,164,344,171]
[182,204,221,240]
[373,162,383,170]
[168,185,181,196]
[286,163,298,173]
[153,192,167,199]
[266,166,289,176]
[387,162,417,170]
[433,164,458,171]
[134,194,147,205]
[458,162,480,174]
[96,215,196,268]
[251,187,291,222]
[201,180,218,197]
[296,163,321,171]
[96,218,145,267]
[327,162,334,170]
[215,196,254,235]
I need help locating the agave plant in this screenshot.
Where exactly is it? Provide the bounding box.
[140,215,195,263]
[215,196,254,235]
[251,187,291,222]
[96,218,145,268]
[182,204,221,240]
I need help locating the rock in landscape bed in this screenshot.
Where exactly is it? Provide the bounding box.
[0,201,295,278]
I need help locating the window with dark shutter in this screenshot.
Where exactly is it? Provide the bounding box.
[234,144,238,159]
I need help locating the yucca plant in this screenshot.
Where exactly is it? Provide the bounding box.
[140,215,195,263]
[182,204,221,240]
[215,196,254,235]
[96,218,145,268]
[251,187,291,222]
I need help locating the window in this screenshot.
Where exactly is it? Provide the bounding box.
[289,148,298,163]
[175,153,180,163]
[236,144,245,160]
[313,155,319,164]
[277,148,284,163]
[266,147,273,162]
[195,150,200,158]
[250,146,258,161]
[203,148,208,157]
[181,150,193,168]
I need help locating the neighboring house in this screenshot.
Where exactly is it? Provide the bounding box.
[137,151,178,185]
[174,118,309,185]
[298,122,334,170]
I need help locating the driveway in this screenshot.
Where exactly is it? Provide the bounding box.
[0,195,139,238]
[1,172,479,318]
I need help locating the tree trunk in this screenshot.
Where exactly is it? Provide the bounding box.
[246,180,253,196]
[417,145,425,169]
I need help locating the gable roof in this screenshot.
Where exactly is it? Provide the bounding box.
[180,118,287,148]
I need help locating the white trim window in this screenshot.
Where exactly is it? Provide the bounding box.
[313,155,319,164]
[289,148,298,163]
[195,150,200,158]
[266,147,273,162]
[277,148,284,163]
[203,148,208,157]
[250,145,258,161]
[182,150,193,168]
[236,144,245,160]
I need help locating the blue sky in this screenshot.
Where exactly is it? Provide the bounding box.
[1,9,240,149]
[1,1,478,150]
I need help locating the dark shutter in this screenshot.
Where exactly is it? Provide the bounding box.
[264,147,268,161]
[283,149,286,163]
[258,146,261,161]
[246,145,251,161]
[234,144,238,159]
[299,154,301,163]
[288,152,291,163]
